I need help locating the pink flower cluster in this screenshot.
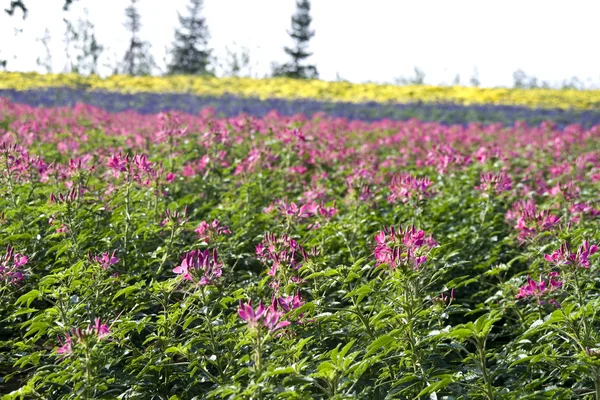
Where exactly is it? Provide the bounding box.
[387,173,434,204]
[89,250,119,270]
[544,241,598,269]
[0,142,52,184]
[516,273,562,306]
[0,245,27,286]
[548,182,580,201]
[506,200,561,242]
[266,200,338,229]
[238,295,305,333]
[256,233,312,279]
[345,168,375,202]
[238,300,289,332]
[49,187,81,204]
[374,225,437,270]
[475,171,512,195]
[161,207,188,227]
[569,202,600,223]
[57,318,111,356]
[194,219,231,243]
[106,152,164,186]
[432,289,455,306]
[173,249,223,285]
[425,145,472,175]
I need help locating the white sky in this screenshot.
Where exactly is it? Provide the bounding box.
[1,0,600,88]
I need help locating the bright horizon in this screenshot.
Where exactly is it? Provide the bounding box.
[1,0,599,88]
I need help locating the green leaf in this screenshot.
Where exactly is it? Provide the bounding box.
[12,308,38,317]
[16,290,41,307]
[366,334,395,357]
[417,377,453,397]
[113,285,139,300]
[447,328,473,341]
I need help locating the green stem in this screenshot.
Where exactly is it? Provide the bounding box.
[157,225,176,275]
[201,287,223,381]
[477,339,494,400]
[573,271,590,346]
[3,151,18,209]
[595,367,600,400]
[255,328,264,400]
[84,343,92,400]
[123,178,132,270]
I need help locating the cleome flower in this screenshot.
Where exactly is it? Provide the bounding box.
[256,233,315,279]
[173,249,223,285]
[238,300,291,333]
[388,172,435,204]
[506,199,561,242]
[475,171,512,196]
[0,245,28,286]
[89,250,119,270]
[544,241,598,269]
[194,219,231,243]
[374,225,437,270]
[516,273,562,306]
[56,318,111,356]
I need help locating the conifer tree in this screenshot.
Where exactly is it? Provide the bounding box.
[120,0,155,76]
[272,0,318,79]
[168,0,211,75]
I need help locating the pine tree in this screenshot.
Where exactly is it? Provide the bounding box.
[272,0,318,79]
[168,0,211,75]
[120,0,155,76]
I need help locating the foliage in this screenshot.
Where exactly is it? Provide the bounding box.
[0,96,599,399]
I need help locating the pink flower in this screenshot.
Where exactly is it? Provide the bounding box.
[516,273,562,305]
[388,173,434,204]
[162,208,188,227]
[374,225,436,270]
[92,318,110,339]
[433,289,455,306]
[255,233,313,281]
[93,250,119,270]
[173,249,223,285]
[194,219,231,243]
[238,300,267,329]
[544,241,598,269]
[507,200,561,242]
[56,317,111,356]
[475,171,512,195]
[56,334,73,355]
[264,304,291,332]
[238,300,290,332]
[277,291,305,313]
[0,245,28,286]
[165,172,176,183]
[107,153,127,173]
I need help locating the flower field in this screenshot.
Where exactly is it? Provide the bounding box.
[0,88,599,399]
[4,86,600,128]
[3,71,600,109]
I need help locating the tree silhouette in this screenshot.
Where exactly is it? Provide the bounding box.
[272,0,318,79]
[168,0,211,75]
[120,0,155,76]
